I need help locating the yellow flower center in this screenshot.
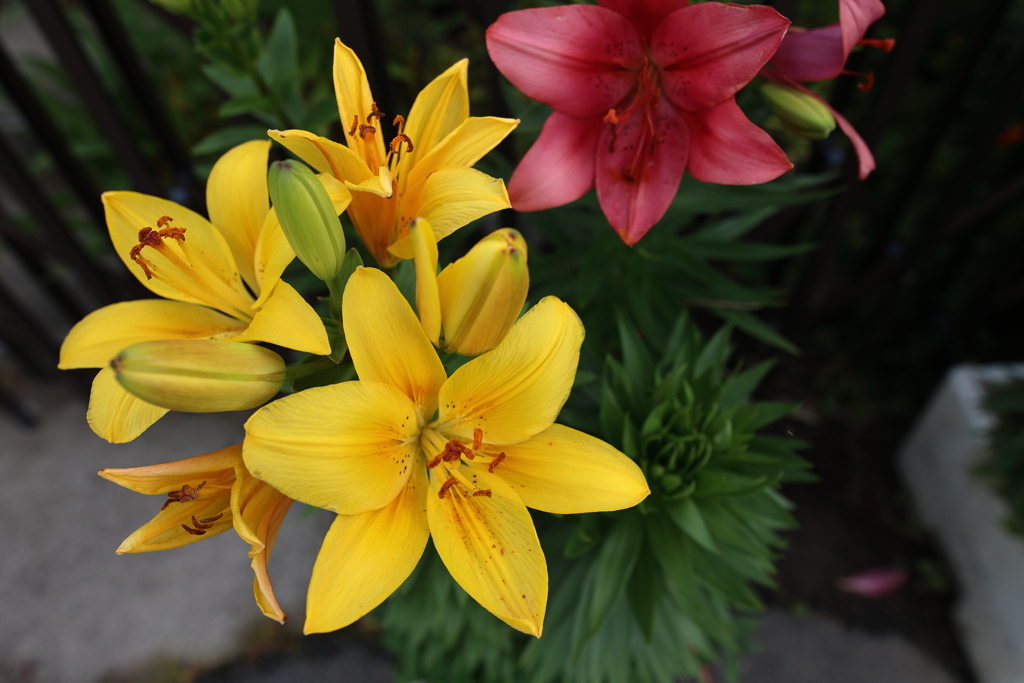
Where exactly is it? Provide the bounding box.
[420,426,506,500]
[346,103,415,175]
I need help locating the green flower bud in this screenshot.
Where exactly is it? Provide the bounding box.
[267,160,346,282]
[112,340,285,413]
[437,229,529,356]
[761,82,836,141]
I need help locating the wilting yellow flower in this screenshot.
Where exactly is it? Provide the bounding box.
[100,444,293,623]
[268,40,518,268]
[59,141,348,443]
[243,267,649,636]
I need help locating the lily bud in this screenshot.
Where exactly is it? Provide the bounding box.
[267,160,346,282]
[761,82,836,141]
[437,229,529,356]
[112,340,285,413]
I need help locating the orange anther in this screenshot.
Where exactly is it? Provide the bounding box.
[367,102,385,122]
[488,453,506,473]
[473,489,492,497]
[603,109,620,125]
[348,115,359,137]
[426,453,445,469]
[473,429,483,451]
[156,215,172,228]
[161,480,206,510]
[438,478,458,499]
[181,512,223,535]
[442,441,464,463]
[392,114,406,131]
[858,38,895,53]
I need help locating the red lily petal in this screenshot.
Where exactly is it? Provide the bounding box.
[598,0,689,39]
[684,99,792,185]
[770,24,846,82]
[652,3,790,112]
[509,112,602,212]
[771,0,886,82]
[486,6,643,118]
[595,99,689,245]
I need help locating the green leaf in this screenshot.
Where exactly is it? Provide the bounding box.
[219,95,276,123]
[290,359,354,391]
[666,498,718,553]
[327,248,363,322]
[302,97,342,132]
[694,325,732,380]
[564,514,603,559]
[678,239,815,262]
[322,318,348,363]
[646,515,696,601]
[720,359,775,409]
[201,64,258,98]
[617,312,655,400]
[589,516,643,636]
[690,207,778,242]
[626,542,660,641]
[712,308,799,355]
[192,125,268,156]
[256,7,298,89]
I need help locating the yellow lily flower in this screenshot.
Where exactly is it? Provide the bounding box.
[100,444,294,623]
[243,267,649,636]
[59,140,349,443]
[268,40,518,268]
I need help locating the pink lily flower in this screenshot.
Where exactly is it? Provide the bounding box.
[762,0,894,179]
[487,1,793,245]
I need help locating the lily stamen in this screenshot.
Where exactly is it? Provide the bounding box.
[473,490,492,497]
[473,428,483,451]
[161,480,206,510]
[488,452,506,473]
[437,478,458,499]
[347,115,359,137]
[181,512,224,536]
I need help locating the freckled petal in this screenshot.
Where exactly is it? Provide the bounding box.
[509,112,602,213]
[333,39,386,169]
[428,466,546,636]
[232,280,330,355]
[59,300,246,370]
[243,381,420,516]
[684,99,793,185]
[304,466,430,634]
[389,167,510,261]
[595,98,689,245]
[486,5,643,118]
[207,140,271,291]
[400,59,469,173]
[653,3,790,111]
[473,424,649,514]
[102,192,252,317]
[99,444,241,495]
[343,268,447,418]
[268,128,372,184]
[437,297,583,445]
[88,366,169,443]
[598,0,688,38]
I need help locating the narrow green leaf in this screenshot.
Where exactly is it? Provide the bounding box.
[192,125,268,156]
[626,542,660,641]
[712,308,799,355]
[694,325,732,379]
[256,7,299,88]
[666,498,718,553]
[719,359,775,409]
[589,516,643,636]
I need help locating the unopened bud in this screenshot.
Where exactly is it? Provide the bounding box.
[268,160,346,282]
[112,340,285,413]
[437,229,529,356]
[761,82,836,141]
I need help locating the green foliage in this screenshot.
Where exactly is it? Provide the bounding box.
[379,315,808,682]
[978,378,1024,537]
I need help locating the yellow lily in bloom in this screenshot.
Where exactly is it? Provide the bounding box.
[268,40,518,267]
[100,444,293,623]
[59,140,349,443]
[243,267,649,636]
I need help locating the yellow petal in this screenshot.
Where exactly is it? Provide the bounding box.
[409,218,441,346]
[472,424,649,514]
[427,465,546,636]
[342,268,446,421]
[405,116,519,195]
[250,490,293,624]
[232,280,330,355]
[102,192,254,320]
[268,128,372,183]
[389,167,510,260]
[304,465,430,634]
[207,140,271,292]
[401,59,469,173]
[435,297,583,445]
[348,192,397,268]
[115,491,233,554]
[243,380,420,515]
[99,444,241,495]
[87,366,170,443]
[59,300,247,369]
[230,463,294,623]
[344,165,393,198]
[333,39,386,168]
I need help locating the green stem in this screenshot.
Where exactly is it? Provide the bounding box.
[284,357,337,381]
